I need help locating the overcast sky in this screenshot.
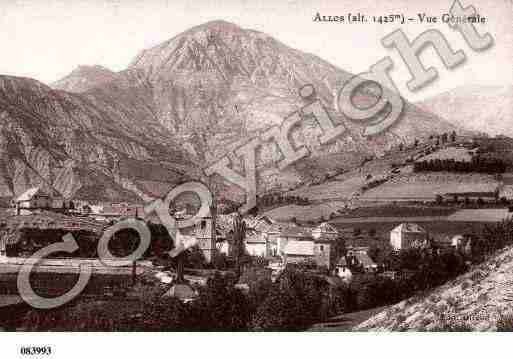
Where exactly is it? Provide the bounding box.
[0,0,511,101]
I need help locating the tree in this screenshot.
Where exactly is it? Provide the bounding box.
[232,213,246,279]
[250,269,325,330]
[191,273,251,330]
[450,130,457,142]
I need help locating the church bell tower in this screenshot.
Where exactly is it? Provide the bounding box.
[195,203,217,263]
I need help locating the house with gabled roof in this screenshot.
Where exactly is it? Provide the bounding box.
[312,222,339,241]
[12,187,69,215]
[15,187,52,209]
[390,222,429,251]
[283,236,340,270]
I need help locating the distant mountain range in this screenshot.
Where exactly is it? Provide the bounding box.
[0,20,465,203]
[418,85,513,137]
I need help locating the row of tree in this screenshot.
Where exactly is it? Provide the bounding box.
[257,193,310,209]
[414,156,506,173]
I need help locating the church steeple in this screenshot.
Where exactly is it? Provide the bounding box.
[195,203,217,263]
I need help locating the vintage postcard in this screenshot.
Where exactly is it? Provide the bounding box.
[0,0,512,353]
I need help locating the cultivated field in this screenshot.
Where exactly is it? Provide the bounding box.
[338,205,457,218]
[447,209,512,222]
[417,147,473,163]
[264,201,347,222]
[289,175,365,201]
[360,172,498,202]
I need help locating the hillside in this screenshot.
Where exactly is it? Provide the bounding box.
[126,20,461,168]
[0,20,463,203]
[417,85,513,137]
[0,75,193,202]
[356,245,513,331]
[51,20,462,202]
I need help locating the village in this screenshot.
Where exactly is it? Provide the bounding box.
[0,133,512,330]
[0,181,498,278]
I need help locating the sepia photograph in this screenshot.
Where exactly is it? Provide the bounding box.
[0,0,512,355]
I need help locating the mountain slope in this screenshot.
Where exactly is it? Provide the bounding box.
[357,246,513,331]
[417,85,513,137]
[0,75,193,202]
[27,20,464,202]
[104,20,461,200]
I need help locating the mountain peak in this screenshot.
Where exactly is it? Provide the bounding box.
[71,65,113,76]
[191,19,244,32]
[51,64,117,93]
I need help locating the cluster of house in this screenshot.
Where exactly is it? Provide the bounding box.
[9,187,147,221]
[11,187,74,215]
[7,187,474,284]
[389,222,473,255]
[215,216,475,283]
[214,215,379,280]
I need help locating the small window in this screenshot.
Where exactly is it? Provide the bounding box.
[320,245,324,251]
[201,220,207,229]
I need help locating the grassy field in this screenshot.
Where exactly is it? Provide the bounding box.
[264,201,347,222]
[417,147,473,163]
[289,176,365,201]
[338,205,457,218]
[360,172,498,201]
[446,209,511,222]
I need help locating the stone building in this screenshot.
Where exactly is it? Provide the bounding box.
[390,223,429,251]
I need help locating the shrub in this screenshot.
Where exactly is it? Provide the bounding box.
[497,313,513,332]
[250,269,329,330]
[432,321,472,332]
[189,272,251,331]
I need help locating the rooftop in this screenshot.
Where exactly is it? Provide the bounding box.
[15,187,49,202]
[391,223,427,234]
[284,240,315,256]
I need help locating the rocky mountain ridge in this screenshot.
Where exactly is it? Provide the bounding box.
[0,74,192,202]
[0,20,463,203]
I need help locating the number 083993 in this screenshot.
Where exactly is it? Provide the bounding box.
[20,346,52,355]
